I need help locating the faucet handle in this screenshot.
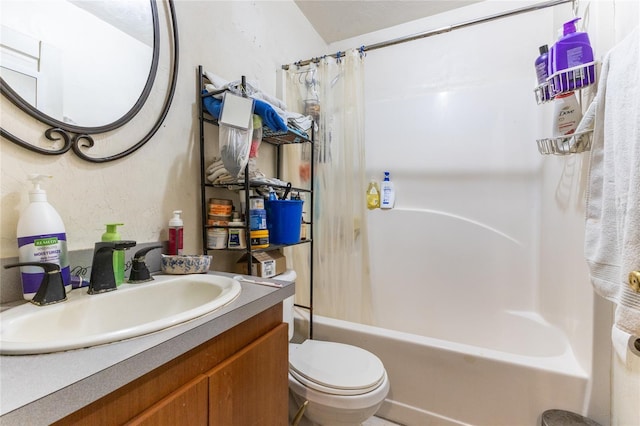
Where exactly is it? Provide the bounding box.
[4,262,67,306]
[129,244,163,283]
[112,240,137,250]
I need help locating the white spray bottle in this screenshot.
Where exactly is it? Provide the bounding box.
[16,174,71,299]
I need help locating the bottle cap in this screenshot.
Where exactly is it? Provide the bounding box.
[563,17,581,35]
[169,210,183,227]
[539,45,548,54]
[102,223,124,242]
[27,174,51,202]
[383,171,390,181]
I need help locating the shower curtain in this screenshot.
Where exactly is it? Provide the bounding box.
[284,50,372,323]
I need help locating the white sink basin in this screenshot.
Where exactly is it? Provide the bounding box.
[0,274,241,355]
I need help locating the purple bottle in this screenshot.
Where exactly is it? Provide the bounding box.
[535,45,551,101]
[551,17,595,91]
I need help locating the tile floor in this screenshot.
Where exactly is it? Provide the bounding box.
[363,416,403,426]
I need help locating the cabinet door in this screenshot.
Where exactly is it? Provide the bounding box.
[125,375,208,426]
[208,323,288,426]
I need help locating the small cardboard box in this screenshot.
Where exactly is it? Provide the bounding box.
[235,251,286,278]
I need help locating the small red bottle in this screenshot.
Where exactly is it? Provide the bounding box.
[168,210,183,255]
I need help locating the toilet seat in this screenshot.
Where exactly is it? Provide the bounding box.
[289,340,386,396]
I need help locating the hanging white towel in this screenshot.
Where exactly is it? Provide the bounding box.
[584,26,640,336]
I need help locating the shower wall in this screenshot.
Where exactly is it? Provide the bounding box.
[328,1,639,424]
[354,3,587,354]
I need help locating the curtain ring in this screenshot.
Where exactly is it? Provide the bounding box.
[358,45,367,58]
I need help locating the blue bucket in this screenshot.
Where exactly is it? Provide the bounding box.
[265,199,303,245]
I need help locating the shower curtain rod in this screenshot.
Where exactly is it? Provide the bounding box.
[282,0,574,69]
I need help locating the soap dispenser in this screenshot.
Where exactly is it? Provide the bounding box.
[102,223,125,286]
[16,174,71,300]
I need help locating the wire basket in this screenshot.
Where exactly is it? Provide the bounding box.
[534,61,597,104]
[536,129,593,155]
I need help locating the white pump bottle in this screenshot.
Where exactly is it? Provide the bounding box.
[16,174,71,300]
[380,171,396,209]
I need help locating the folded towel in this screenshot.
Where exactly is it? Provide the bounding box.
[204,70,229,91]
[202,90,287,133]
[584,26,640,336]
[288,114,314,132]
[202,91,222,118]
[204,70,288,111]
[206,159,225,175]
[253,98,288,132]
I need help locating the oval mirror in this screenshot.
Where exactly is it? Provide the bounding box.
[1,0,156,130]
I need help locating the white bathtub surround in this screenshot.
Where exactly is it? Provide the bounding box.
[321,1,601,424]
[282,51,373,324]
[584,26,640,336]
[312,313,588,426]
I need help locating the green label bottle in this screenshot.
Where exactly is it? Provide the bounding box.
[102,223,125,285]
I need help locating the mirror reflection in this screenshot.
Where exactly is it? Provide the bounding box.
[1,0,154,128]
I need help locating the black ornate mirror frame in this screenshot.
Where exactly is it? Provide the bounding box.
[0,0,179,163]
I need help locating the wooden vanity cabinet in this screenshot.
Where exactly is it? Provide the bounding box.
[125,375,209,426]
[54,304,288,426]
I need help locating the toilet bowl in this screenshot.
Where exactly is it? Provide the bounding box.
[279,270,389,426]
[288,340,390,426]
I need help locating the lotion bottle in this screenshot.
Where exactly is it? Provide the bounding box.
[553,18,594,71]
[168,210,184,255]
[101,223,125,286]
[380,171,395,209]
[17,174,71,300]
[552,92,582,137]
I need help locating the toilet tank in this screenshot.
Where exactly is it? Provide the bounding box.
[275,269,297,341]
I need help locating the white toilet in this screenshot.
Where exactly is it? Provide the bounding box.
[280,271,389,426]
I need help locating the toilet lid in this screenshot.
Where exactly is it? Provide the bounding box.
[289,340,386,395]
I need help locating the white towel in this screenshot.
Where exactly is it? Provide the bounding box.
[584,26,640,335]
[204,70,288,110]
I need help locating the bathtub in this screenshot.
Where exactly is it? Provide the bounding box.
[303,310,589,426]
[298,205,591,424]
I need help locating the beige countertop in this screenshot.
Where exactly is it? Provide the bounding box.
[0,271,294,425]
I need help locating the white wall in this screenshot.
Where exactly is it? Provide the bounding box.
[364,4,547,336]
[0,1,326,278]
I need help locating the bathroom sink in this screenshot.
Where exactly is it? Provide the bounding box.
[0,274,241,355]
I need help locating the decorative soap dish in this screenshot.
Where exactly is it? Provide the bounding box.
[161,254,212,274]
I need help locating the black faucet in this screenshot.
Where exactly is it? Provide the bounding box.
[88,240,136,294]
[128,244,163,283]
[4,262,67,306]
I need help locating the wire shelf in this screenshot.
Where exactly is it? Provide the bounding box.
[534,61,597,104]
[536,129,593,155]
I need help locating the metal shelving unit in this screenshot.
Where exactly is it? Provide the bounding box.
[197,65,314,336]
